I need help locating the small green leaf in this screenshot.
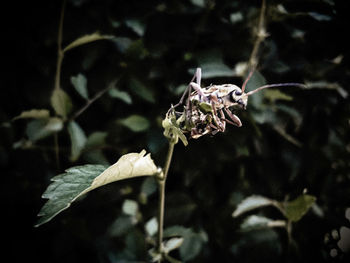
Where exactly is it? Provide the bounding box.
[122,199,139,217]
[109,88,132,104]
[232,195,275,217]
[35,150,158,227]
[264,89,293,103]
[26,117,63,142]
[129,78,155,103]
[125,19,145,36]
[163,226,207,261]
[85,131,107,149]
[13,109,50,120]
[281,194,316,222]
[164,237,184,253]
[67,121,87,162]
[63,32,114,52]
[119,115,150,132]
[109,215,134,237]
[71,74,89,100]
[245,71,266,92]
[145,217,158,237]
[195,49,234,79]
[50,88,73,119]
[240,215,286,231]
[162,111,188,146]
[179,232,206,261]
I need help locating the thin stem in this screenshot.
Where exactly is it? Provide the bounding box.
[54,132,60,169]
[70,80,118,121]
[55,0,66,91]
[157,141,175,257]
[248,0,267,71]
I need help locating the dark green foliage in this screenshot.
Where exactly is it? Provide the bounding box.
[4,0,350,262]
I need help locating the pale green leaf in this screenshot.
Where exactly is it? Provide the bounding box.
[129,78,155,103]
[162,112,188,146]
[119,115,150,132]
[164,237,184,253]
[180,232,206,261]
[35,150,158,227]
[63,32,114,52]
[240,215,286,231]
[85,131,107,149]
[190,0,205,7]
[145,217,158,237]
[26,117,63,141]
[50,88,73,119]
[232,195,275,217]
[122,199,139,216]
[13,109,50,120]
[125,19,145,36]
[109,215,134,237]
[67,121,87,162]
[200,62,234,78]
[264,89,293,103]
[109,88,132,104]
[281,194,316,222]
[195,49,234,78]
[71,74,89,100]
[163,226,207,261]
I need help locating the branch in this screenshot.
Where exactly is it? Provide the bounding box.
[248,0,268,71]
[70,81,117,121]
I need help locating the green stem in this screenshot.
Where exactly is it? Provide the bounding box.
[54,0,66,91]
[157,141,175,258]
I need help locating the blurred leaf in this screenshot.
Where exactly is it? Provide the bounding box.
[126,39,149,59]
[113,37,132,53]
[50,88,73,119]
[119,115,150,132]
[264,89,293,103]
[240,215,286,232]
[85,131,107,149]
[82,150,109,165]
[63,32,114,52]
[36,150,158,227]
[180,232,206,261]
[145,217,158,237]
[71,73,89,100]
[26,117,63,142]
[245,71,267,92]
[124,230,146,259]
[141,176,158,197]
[281,194,316,222]
[13,109,50,120]
[233,195,275,217]
[308,12,332,21]
[164,226,207,261]
[304,81,348,98]
[164,237,184,253]
[122,199,139,217]
[125,19,145,36]
[67,121,87,162]
[83,131,108,165]
[195,49,234,78]
[109,215,134,237]
[190,0,205,7]
[129,78,155,103]
[273,125,302,147]
[109,88,132,104]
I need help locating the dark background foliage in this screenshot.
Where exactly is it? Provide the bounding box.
[3,0,350,262]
